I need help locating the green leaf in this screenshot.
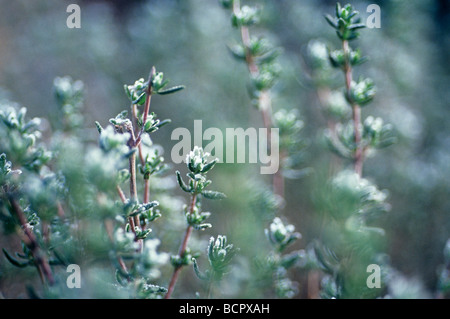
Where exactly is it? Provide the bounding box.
[131,92,146,104]
[193,223,212,230]
[143,201,159,210]
[324,14,337,29]
[134,227,152,240]
[156,85,185,95]
[280,251,302,269]
[144,208,161,222]
[192,258,210,281]
[143,119,153,132]
[124,78,148,105]
[227,43,247,60]
[176,170,191,193]
[348,23,366,30]
[170,248,198,268]
[335,2,342,18]
[94,121,103,133]
[256,48,283,65]
[201,190,226,200]
[2,248,29,268]
[117,110,128,119]
[219,0,233,9]
[200,159,217,174]
[231,5,260,27]
[115,269,129,287]
[154,119,172,129]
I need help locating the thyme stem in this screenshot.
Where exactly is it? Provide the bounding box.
[343,39,363,176]
[165,183,198,299]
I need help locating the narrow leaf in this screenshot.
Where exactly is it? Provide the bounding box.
[131,92,146,104]
[335,2,342,18]
[227,44,247,60]
[176,171,191,193]
[348,23,366,30]
[94,121,103,134]
[154,119,172,129]
[143,201,159,210]
[193,223,212,230]
[2,248,29,268]
[156,85,185,95]
[192,258,210,281]
[201,190,226,200]
[324,14,338,29]
[200,159,217,174]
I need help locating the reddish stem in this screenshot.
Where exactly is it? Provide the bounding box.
[165,188,198,299]
[104,219,130,281]
[116,185,127,203]
[165,225,193,299]
[8,196,54,285]
[233,2,284,197]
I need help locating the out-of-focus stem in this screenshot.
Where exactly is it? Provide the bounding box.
[232,1,284,197]
[116,185,127,203]
[104,219,130,281]
[342,40,363,177]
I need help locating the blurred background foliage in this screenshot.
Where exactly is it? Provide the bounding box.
[0,0,449,298]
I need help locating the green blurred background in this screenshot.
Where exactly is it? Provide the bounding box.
[0,0,449,298]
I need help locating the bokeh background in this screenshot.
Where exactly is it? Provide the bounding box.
[0,0,449,298]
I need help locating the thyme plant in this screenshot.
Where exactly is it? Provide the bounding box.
[302,3,396,298]
[220,0,306,298]
[0,67,235,299]
[165,146,231,298]
[1,1,443,300]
